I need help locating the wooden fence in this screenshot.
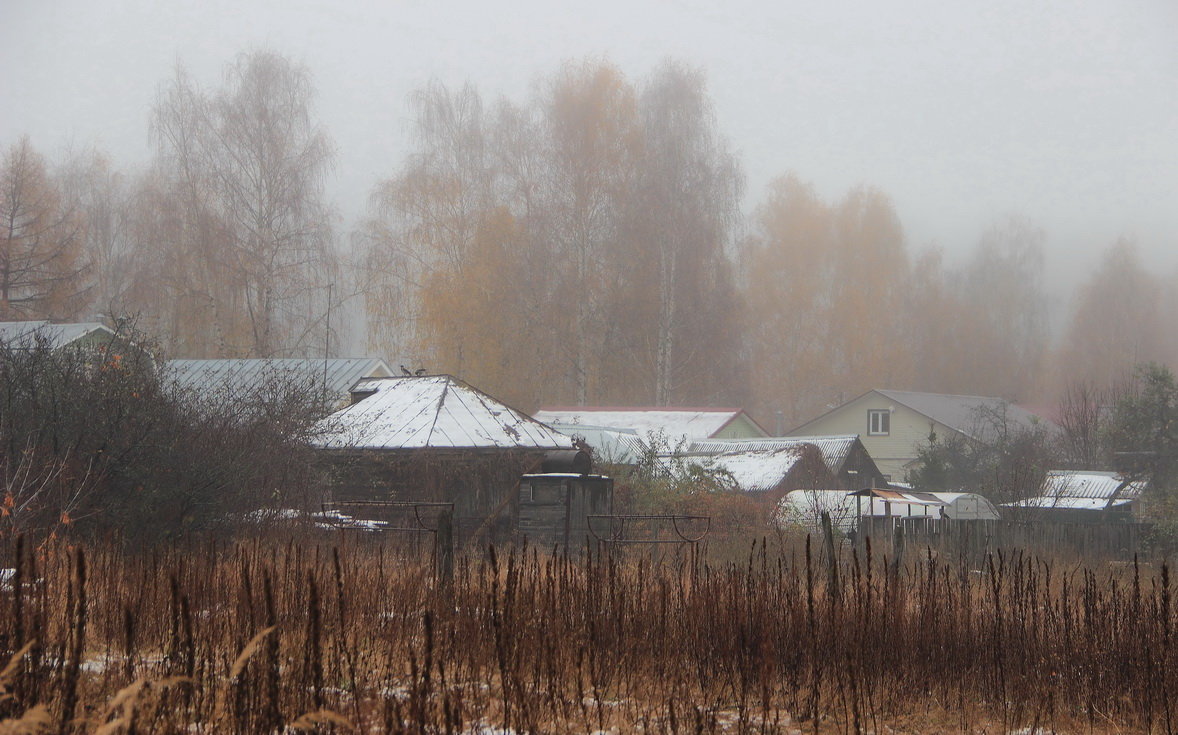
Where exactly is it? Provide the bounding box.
[855,516,1149,560]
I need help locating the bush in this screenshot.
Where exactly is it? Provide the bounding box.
[0,327,322,542]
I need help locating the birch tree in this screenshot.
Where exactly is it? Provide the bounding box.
[147,51,336,357]
[634,61,743,406]
[539,61,639,404]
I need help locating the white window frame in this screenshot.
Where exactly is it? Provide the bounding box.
[867,409,890,436]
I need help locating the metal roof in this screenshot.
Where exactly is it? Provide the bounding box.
[534,407,757,444]
[547,423,649,465]
[689,435,860,474]
[1039,470,1145,500]
[1005,496,1135,511]
[0,321,115,348]
[314,375,575,451]
[663,446,811,494]
[166,358,392,401]
[874,389,1049,440]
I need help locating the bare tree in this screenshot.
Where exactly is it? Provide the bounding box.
[146,52,337,357]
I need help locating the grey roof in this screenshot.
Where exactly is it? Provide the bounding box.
[314,375,575,451]
[533,407,760,443]
[166,358,393,402]
[548,423,649,465]
[1038,470,1145,500]
[0,321,116,348]
[689,435,860,475]
[874,389,1050,439]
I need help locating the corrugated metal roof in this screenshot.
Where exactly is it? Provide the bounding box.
[534,407,752,444]
[547,424,649,465]
[314,375,575,451]
[689,435,859,474]
[1005,496,1135,510]
[1039,470,1145,500]
[166,358,392,401]
[0,321,115,348]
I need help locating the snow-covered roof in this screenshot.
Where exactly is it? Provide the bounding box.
[1039,470,1145,500]
[689,435,860,475]
[0,320,115,349]
[547,423,649,465]
[167,358,392,402]
[1004,496,1135,511]
[666,446,814,494]
[534,407,755,445]
[314,375,575,451]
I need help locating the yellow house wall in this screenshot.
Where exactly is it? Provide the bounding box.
[788,393,954,481]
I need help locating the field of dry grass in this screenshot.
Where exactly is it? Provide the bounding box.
[0,534,1172,733]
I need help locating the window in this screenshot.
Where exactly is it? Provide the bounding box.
[868,409,890,435]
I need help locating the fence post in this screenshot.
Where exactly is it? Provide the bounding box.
[436,508,454,591]
[892,522,905,576]
[821,511,840,599]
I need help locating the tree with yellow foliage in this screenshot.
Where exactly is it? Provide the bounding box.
[0,138,88,319]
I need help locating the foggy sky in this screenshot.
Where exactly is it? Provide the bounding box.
[3,0,1176,301]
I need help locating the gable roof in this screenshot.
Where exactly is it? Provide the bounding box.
[688,435,862,475]
[533,407,764,444]
[315,375,575,451]
[166,358,392,402]
[791,389,1051,440]
[875,390,1048,438]
[666,445,823,494]
[0,320,116,349]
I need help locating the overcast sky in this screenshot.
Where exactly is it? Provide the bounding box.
[3,0,1176,301]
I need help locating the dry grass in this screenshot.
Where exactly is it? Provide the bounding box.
[0,533,1172,733]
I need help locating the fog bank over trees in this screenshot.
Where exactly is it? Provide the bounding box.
[3,49,1176,427]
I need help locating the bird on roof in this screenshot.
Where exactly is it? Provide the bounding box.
[414,368,427,376]
[400,364,412,376]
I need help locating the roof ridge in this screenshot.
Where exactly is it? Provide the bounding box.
[539,406,745,413]
[876,388,1008,401]
[425,376,451,445]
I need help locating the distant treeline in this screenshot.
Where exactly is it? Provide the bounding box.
[3,49,1175,426]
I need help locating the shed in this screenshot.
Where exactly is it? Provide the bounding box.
[1003,470,1146,521]
[0,320,118,350]
[518,473,613,552]
[662,444,833,498]
[688,435,887,489]
[313,375,591,543]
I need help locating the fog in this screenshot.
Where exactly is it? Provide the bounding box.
[2,0,1177,418]
[5,0,1176,279]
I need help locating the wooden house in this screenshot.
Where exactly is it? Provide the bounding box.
[314,375,609,545]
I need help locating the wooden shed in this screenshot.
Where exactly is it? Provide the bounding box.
[313,375,609,545]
